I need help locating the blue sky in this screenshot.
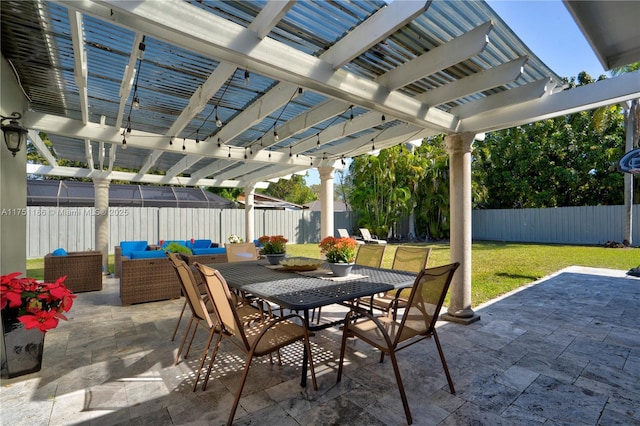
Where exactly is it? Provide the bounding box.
[304,1,605,186]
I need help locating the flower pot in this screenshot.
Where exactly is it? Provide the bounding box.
[328,262,354,277]
[1,310,45,378]
[265,253,286,265]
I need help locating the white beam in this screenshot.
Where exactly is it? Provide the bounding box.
[25,164,269,189]
[68,10,89,124]
[417,57,528,107]
[449,78,553,118]
[322,0,430,69]
[378,21,493,91]
[115,33,144,129]
[84,139,94,170]
[459,71,640,133]
[27,130,58,167]
[252,0,296,39]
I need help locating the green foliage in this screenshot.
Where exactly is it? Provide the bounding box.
[262,174,317,205]
[164,242,192,255]
[472,72,626,209]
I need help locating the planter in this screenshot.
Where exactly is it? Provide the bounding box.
[265,253,286,265]
[1,310,45,378]
[328,262,354,277]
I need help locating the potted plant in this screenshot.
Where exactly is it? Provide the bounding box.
[319,236,358,276]
[258,235,288,265]
[1,272,75,377]
[164,242,192,255]
[228,234,244,244]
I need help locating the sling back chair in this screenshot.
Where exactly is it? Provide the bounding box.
[166,253,263,391]
[311,243,386,324]
[224,242,259,262]
[337,262,460,425]
[369,246,432,319]
[194,263,317,426]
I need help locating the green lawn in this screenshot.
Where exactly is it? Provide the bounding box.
[25,242,638,307]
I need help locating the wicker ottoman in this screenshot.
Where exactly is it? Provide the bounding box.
[120,257,181,305]
[44,251,103,293]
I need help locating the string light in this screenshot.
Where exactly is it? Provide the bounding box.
[217,138,222,148]
[289,146,292,157]
[182,138,186,150]
[121,135,127,150]
[244,69,250,85]
[273,124,279,141]
[215,106,222,127]
[349,105,354,121]
[341,156,346,166]
[195,130,200,144]
[381,114,386,122]
[228,146,231,158]
[316,133,320,146]
[244,147,247,159]
[169,136,174,146]
[371,138,375,152]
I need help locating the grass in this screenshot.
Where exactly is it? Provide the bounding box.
[25,242,638,307]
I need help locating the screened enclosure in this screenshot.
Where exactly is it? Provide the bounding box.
[26,180,236,209]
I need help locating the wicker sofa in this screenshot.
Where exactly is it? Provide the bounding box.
[120,253,181,305]
[44,250,103,293]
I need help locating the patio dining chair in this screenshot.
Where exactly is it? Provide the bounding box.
[166,253,263,391]
[369,246,432,318]
[225,242,259,262]
[337,262,460,425]
[313,244,386,323]
[194,263,318,425]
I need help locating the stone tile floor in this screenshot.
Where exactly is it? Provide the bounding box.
[1,266,639,425]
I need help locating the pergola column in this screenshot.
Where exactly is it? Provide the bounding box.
[318,166,335,239]
[441,132,480,324]
[93,178,110,274]
[244,184,256,243]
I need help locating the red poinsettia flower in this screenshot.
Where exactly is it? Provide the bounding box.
[18,310,60,333]
[1,273,75,333]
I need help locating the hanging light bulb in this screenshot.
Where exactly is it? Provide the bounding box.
[381,114,386,122]
[244,69,250,85]
[217,138,222,148]
[122,137,127,150]
[244,147,248,159]
[341,156,346,166]
[316,133,320,146]
[215,106,222,127]
[182,138,186,150]
[132,96,140,110]
[289,146,292,157]
[228,146,231,158]
[274,129,279,142]
[169,136,174,146]
[195,130,200,144]
[349,105,354,121]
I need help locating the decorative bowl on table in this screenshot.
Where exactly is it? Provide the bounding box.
[279,257,324,272]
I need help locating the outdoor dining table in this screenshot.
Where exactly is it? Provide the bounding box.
[208,258,418,386]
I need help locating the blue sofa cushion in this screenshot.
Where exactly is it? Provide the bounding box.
[187,239,212,249]
[52,248,67,256]
[160,240,187,249]
[120,241,148,256]
[129,250,167,259]
[192,247,226,255]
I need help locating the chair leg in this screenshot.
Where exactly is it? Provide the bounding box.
[227,356,255,426]
[171,299,188,341]
[302,335,318,390]
[183,319,200,359]
[388,350,412,425]
[432,330,455,394]
[202,332,224,391]
[192,327,218,392]
[336,318,351,382]
[174,317,194,366]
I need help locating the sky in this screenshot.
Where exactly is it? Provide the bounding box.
[304,0,605,186]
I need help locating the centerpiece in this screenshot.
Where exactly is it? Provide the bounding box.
[1,272,75,377]
[319,236,358,277]
[258,235,288,265]
[228,234,244,244]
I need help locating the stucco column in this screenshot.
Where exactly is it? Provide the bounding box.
[318,166,335,239]
[442,133,480,324]
[93,178,110,274]
[244,184,256,243]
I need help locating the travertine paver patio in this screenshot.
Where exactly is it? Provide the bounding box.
[1,266,639,425]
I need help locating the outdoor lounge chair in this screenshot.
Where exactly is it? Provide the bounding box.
[194,263,317,425]
[337,228,364,244]
[337,262,460,425]
[360,228,387,244]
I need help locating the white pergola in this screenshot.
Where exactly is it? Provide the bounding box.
[1,0,639,322]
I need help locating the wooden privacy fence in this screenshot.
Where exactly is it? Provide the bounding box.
[26,205,638,258]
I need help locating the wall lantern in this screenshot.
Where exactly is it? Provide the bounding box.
[1,112,28,157]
